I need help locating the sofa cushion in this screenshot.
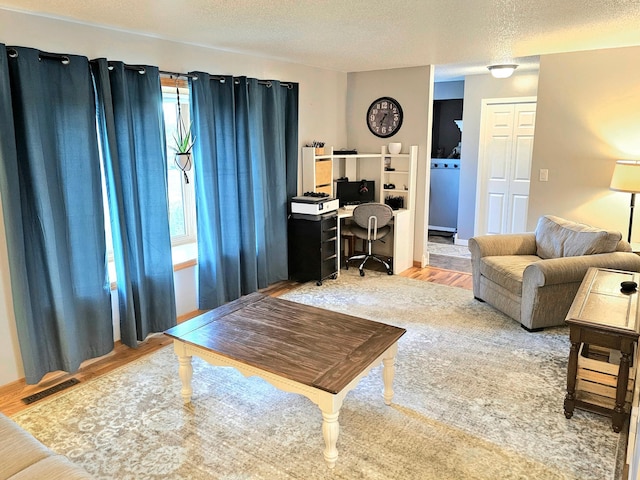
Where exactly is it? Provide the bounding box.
[616,240,633,252]
[0,413,93,479]
[535,215,622,259]
[9,454,94,480]
[0,412,53,479]
[480,255,542,295]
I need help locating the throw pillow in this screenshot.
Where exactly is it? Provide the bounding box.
[535,215,622,259]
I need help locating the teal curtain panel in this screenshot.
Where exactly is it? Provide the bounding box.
[0,45,113,384]
[190,74,298,309]
[91,59,177,346]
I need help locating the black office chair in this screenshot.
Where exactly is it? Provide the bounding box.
[345,203,394,276]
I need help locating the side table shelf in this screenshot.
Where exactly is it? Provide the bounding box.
[575,343,635,410]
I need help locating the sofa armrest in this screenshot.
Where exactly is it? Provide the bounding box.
[469,233,537,258]
[524,252,640,287]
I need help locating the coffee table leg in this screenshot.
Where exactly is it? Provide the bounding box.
[321,410,340,468]
[178,354,193,404]
[382,344,398,405]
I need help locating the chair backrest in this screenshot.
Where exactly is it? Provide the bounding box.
[352,203,393,238]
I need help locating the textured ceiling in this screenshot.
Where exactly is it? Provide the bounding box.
[1,0,640,80]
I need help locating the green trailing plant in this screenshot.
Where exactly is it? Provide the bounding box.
[173,118,195,154]
[173,118,194,184]
[172,81,195,183]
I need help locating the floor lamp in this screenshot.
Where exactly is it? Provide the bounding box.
[610,160,640,243]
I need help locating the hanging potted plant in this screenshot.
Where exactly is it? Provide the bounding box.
[173,118,195,167]
[173,118,195,181]
[172,81,195,184]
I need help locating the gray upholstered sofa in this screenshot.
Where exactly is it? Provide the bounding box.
[469,215,640,331]
[0,412,92,479]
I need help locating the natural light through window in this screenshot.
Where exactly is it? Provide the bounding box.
[100,81,197,280]
[162,83,196,246]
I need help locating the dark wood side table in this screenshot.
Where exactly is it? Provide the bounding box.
[564,267,640,432]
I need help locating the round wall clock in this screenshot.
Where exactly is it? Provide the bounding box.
[366,96,403,138]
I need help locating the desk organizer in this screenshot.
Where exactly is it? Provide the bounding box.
[385,196,404,210]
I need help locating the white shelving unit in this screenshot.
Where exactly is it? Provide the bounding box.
[380,145,418,214]
[301,145,418,274]
[301,145,417,209]
[301,148,334,195]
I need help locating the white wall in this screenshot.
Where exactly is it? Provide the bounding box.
[0,8,348,386]
[528,45,640,234]
[434,80,464,100]
[0,196,21,384]
[457,45,640,241]
[456,72,539,241]
[346,66,433,265]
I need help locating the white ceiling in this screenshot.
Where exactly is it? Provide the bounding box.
[2,0,640,81]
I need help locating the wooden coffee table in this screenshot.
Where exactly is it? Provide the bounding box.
[164,292,406,468]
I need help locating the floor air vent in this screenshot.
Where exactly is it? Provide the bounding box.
[21,378,80,404]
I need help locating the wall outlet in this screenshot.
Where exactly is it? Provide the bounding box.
[539,169,549,182]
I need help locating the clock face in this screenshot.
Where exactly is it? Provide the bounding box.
[366,97,403,138]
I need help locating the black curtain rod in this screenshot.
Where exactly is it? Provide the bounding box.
[38,52,70,65]
[6,48,71,64]
[39,51,70,64]
[5,48,294,88]
[118,63,147,74]
[159,69,294,88]
[159,69,198,80]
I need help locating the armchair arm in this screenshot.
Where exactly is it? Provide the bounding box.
[524,252,640,287]
[468,233,537,258]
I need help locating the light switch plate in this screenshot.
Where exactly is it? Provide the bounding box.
[539,169,549,182]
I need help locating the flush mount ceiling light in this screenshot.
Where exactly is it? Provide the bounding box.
[487,64,518,78]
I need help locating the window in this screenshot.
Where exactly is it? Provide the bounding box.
[162,82,196,246]
[100,80,197,271]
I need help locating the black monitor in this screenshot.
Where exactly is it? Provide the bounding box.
[336,180,376,207]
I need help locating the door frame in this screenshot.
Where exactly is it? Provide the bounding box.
[474,96,537,236]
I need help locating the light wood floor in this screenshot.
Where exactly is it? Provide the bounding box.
[0,265,471,416]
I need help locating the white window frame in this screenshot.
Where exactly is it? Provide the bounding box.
[162,84,197,247]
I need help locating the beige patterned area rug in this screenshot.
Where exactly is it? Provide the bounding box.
[12,270,626,479]
[427,237,472,272]
[427,240,471,259]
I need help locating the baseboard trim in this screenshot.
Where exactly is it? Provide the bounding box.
[0,312,205,393]
[428,226,456,233]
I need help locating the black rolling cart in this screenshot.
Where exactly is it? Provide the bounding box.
[288,211,338,286]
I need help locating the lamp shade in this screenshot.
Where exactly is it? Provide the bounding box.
[610,160,640,193]
[487,64,518,78]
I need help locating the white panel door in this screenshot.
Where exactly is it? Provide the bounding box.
[476,99,536,236]
[483,104,514,234]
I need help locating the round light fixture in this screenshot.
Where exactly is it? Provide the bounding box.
[487,64,518,79]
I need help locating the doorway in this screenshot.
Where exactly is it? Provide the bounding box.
[475,97,537,236]
[428,97,470,271]
[429,98,463,237]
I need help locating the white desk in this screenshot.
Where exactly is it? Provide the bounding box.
[337,207,413,275]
